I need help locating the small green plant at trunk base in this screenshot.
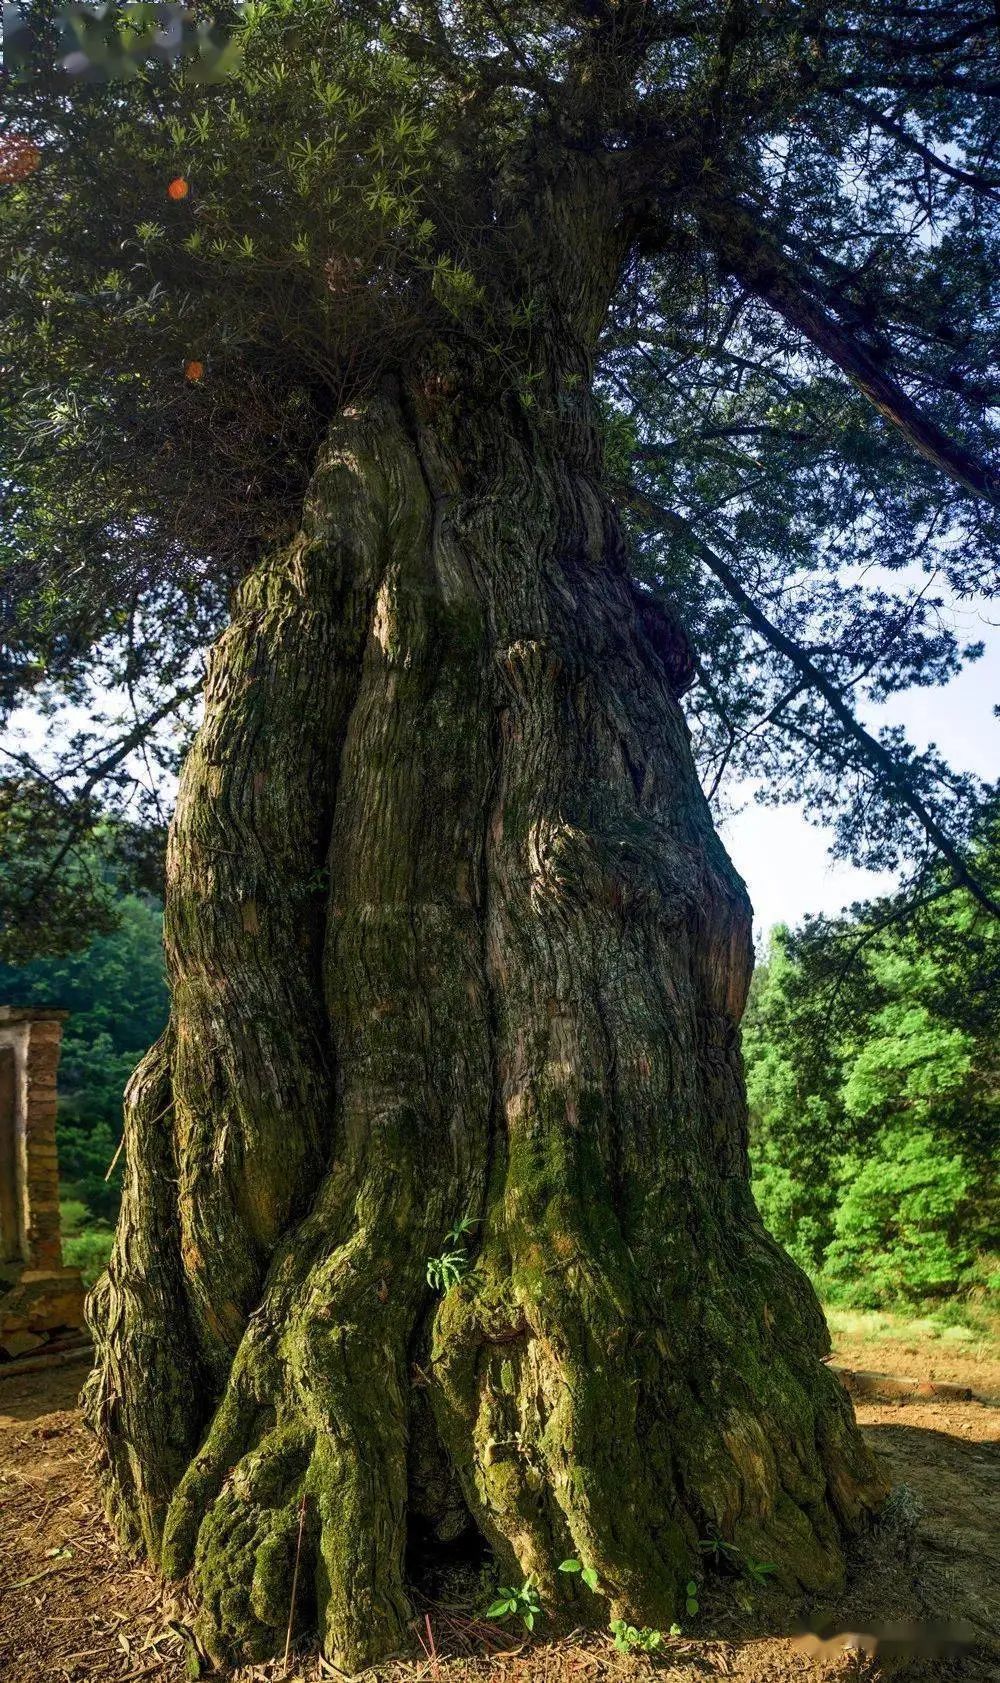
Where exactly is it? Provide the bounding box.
[699,1533,741,1568]
[699,1534,775,1589]
[558,1558,600,1592]
[610,1621,663,1654]
[486,1576,542,1632]
[685,1581,699,1616]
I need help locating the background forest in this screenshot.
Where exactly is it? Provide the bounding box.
[0,881,166,1279]
[746,865,999,1314]
[2,837,995,1316]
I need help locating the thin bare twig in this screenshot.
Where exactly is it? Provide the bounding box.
[283,1490,309,1677]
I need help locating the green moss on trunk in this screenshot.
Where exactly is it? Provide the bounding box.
[85,376,886,1672]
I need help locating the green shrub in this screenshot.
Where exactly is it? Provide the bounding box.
[63,1225,114,1289]
[59,1198,90,1238]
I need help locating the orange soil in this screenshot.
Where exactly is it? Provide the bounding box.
[1,1349,997,1683]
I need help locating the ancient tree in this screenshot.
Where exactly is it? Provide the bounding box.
[3,0,1000,1668]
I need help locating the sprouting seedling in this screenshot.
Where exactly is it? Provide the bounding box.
[684,1580,699,1617]
[610,1620,663,1654]
[699,1533,741,1567]
[698,1534,775,1589]
[559,1557,600,1593]
[486,1575,542,1632]
[446,1213,478,1245]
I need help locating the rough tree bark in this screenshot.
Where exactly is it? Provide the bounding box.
[84,173,887,1670]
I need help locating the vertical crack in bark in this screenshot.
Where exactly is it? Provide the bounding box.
[158,405,405,1378]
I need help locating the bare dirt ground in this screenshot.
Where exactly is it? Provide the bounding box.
[1,1325,997,1683]
[824,1310,1000,1404]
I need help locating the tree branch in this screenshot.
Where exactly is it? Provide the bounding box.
[9,679,202,910]
[622,486,1000,919]
[833,90,1000,196]
[699,199,1000,505]
[829,72,1000,96]
[816,16,995,55]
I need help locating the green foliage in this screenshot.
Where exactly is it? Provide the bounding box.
[486,1575,541,1632]
[3,0,1000,941]
[744,932,849,1274]
[63,1228,115,1289]
[824,1127,980,1305]
[746,858,1000,1308]
[0,0,528,612]
[446,1214,478,1242]
[0,892,168,1220]
[60,1198,114,1288]
[425,1248,470,1294]
[698,1534,741,1569]
[0,781,121,962]
[558,1558,600,1592]
[698,1534,775,1589]
[426,1214,478,1293]
[609,1621,664,1654]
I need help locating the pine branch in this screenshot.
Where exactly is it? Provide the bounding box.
[833,90,1000,196]
[700,199,1000,506]
[622,485,1000,919]
[829,73,1000,96]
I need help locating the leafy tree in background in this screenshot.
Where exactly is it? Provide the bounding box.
[746,848,1000,1307]
[4,1,1000,1669]
[0,893,168,1218]
[827,1128,983,1305]
[744,932,848,1274]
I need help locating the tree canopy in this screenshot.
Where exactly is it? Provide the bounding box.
[3,0,1000,951]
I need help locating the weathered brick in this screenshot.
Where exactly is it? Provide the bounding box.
[0,1008,85,1340]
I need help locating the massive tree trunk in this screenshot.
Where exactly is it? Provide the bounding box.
[84,351,886,1668]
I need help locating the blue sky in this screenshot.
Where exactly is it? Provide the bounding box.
[722,615,1000,939]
